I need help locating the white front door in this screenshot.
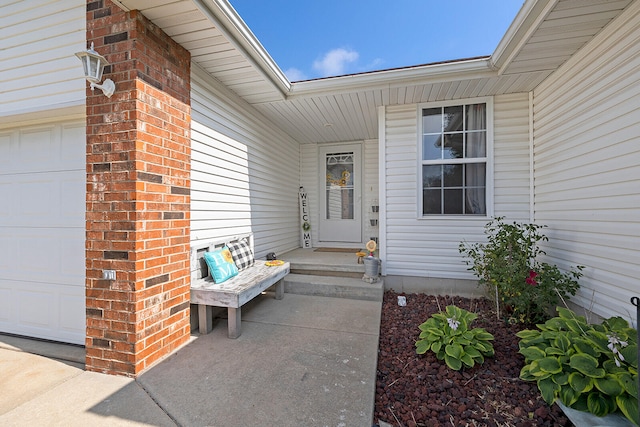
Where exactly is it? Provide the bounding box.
[318,144,362,243]
[0,121,86,345]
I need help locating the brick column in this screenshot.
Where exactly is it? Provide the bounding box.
[85,0,191,376]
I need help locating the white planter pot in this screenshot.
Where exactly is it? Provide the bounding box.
[556,401,634,427]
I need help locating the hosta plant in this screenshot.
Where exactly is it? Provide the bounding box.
[517,307,638,425]
[416,305,494,371]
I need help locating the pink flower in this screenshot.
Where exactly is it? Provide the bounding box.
[525,270,538,286]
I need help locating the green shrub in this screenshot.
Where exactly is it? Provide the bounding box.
[415,305,494,371]
[459,217,583,324]
[517,307,638,425]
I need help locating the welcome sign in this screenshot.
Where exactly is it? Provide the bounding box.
[299,187,312,248]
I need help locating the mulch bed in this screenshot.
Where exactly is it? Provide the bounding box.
[374,291,572,427]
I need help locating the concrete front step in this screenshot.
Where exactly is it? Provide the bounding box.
[284,273,384,302]
[289,268,363,279]
[289,263,364,279]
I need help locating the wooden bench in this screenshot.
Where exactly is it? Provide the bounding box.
[190,234,290,338]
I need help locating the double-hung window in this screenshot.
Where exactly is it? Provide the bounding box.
[419,99,490,216]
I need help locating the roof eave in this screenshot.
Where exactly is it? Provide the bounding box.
[490,0,558,73]
[288,57,496,99]
[196,0,291,96]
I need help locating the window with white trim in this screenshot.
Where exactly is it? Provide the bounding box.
[420,101,489,215]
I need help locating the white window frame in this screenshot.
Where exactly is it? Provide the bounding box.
[417,97,494,218]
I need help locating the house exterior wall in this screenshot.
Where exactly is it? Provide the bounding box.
[363,139,380,243]
[190,66,300,257]
[0,0,85,117]
[494,93,532,222]
[300,144,319,244]
[85,1,191,376]
[532,1,640,322]
[0,1,87,344]
[380,94,531,293]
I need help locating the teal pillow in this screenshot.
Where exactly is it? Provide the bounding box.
[203,247,239,283]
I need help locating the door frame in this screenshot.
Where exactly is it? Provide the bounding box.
[317,143,363,245]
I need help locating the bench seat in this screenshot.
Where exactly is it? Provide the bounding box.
[191,256,290,338]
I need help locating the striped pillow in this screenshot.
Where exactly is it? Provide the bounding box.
[227,239,255,271]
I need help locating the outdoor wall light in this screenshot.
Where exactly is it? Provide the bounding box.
[75,42,115,98]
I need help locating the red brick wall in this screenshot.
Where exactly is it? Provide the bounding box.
[85,0,191,376]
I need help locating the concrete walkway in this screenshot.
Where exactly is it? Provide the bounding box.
[0,293,381,426]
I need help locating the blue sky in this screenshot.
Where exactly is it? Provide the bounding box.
[229,1,525,81]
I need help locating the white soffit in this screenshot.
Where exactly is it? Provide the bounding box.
[116,0,288,103]
[115,0,633,144]
[492,0,634,75]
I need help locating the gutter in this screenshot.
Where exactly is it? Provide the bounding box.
[288,57,496,99]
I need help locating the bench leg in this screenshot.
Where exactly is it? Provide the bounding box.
[227,307,241,339]
[198,304,213,334]
[275,278,284,300]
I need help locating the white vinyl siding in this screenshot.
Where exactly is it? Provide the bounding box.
[0,0,86,117]
[383,104,486,278]
[532,1,640,323]
[300,144,320,245]
[382,95,531,279]
[493,93,531,221]
[363,139,380,243]
[0,120,86,344]
[190,66,300,258]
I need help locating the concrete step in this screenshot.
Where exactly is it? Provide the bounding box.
[288,261,365,279]
[284,273,384,302]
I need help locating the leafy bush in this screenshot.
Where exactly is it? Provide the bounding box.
[459,217,583,324]
[517,307,638,425]
[415,305,494,371]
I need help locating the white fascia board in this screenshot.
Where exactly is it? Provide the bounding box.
[288,57,496,99]
[490,0,558,73]
[196,0,291,96]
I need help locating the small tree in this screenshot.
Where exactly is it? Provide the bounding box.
[459,217,583,324]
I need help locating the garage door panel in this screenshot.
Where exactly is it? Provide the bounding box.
[0,170,84,227]
[59,233,85,280]
[0,235,14,274]
[19,178,55,221]
[0,280,84,345]
[60,123,86,166]
[18,233,63,281]
[0,287,12,323]
[0,132,16,171]
[0,228,83,284]
[18,127,57,171]
[59,291,85,336]
[18,287,54,329]
[1,124,83,174]
[0,120,85,345]
[59,174,86,222]
[0,182,10,219]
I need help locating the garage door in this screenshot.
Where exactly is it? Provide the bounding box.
[0,121,85,345]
